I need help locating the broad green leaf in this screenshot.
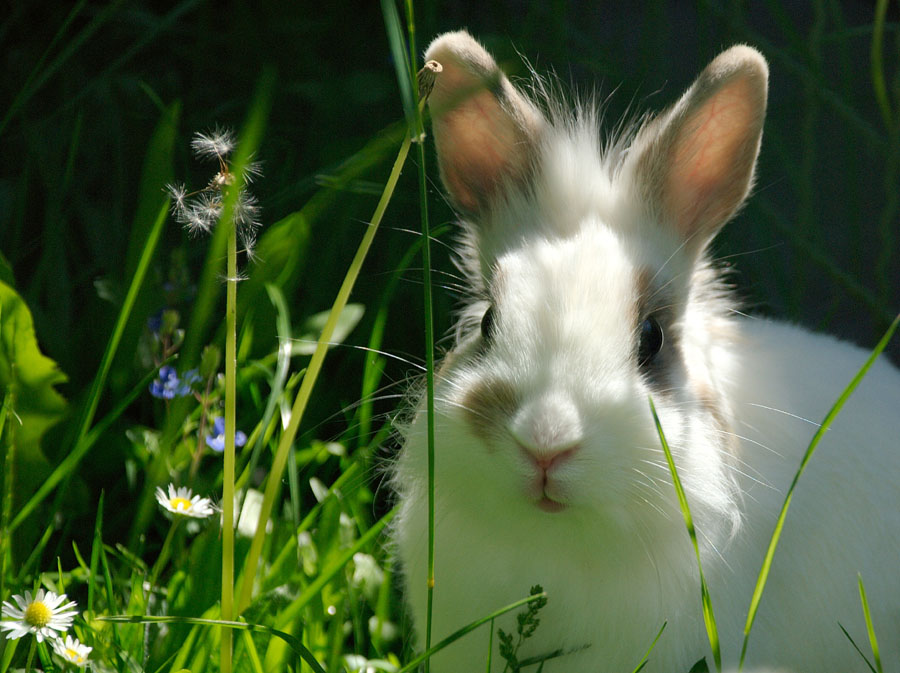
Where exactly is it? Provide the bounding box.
[0,280,67,450]
[293,303,365,355]
[0,281,67,552]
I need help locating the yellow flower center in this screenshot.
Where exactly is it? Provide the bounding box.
[66,648,84,663]
[170,497,192,511]
[24,600,52,628]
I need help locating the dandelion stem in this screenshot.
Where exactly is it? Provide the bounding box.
[220,173,239,673]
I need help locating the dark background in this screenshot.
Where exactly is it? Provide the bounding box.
[2,1,898,502]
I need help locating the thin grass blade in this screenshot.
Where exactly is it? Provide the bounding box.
[648,397,721,671]
[839,623,878,673]
[858,574,883,673]
[236,103,415,615]
[9,200,170,533]
[739,313,900,668]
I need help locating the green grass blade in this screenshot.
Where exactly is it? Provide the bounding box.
[739,312,900,668]
[98,615,328,673]
[87,490,105,615]
[8,200,169,533]
[236,108,414,616]
[839,623,878,673]
[10,354,168,534]
[630,622,667,673]
[870,0,893,130]
[381,0,415,131]
[274,505,398,628]
[0,0,100,137]
[0,389,14,603]
[397,591,549,673]
[648,397,721,671]
[857,574,883,673]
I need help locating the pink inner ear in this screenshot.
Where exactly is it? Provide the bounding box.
[434,87,521,213]
[666,77,761,239]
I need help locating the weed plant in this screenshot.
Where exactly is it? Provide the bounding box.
[0,1,898,672]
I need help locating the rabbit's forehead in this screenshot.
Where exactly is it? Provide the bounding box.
[496,224,641,312]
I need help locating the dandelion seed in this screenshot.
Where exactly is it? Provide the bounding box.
[155,483,215,518]
[205,416,248,453]
[242,159,264,183]
[52,634,92,667]
[191,127,235,161]
[0,589,78,642]
[165,182,188,210]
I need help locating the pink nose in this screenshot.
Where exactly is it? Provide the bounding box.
[522,445,577,475]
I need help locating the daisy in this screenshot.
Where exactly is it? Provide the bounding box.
[0,588,78,642]
[52,634,92,667]
[155,483,215,518]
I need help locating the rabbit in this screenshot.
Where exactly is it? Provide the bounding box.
[391,30,900,673]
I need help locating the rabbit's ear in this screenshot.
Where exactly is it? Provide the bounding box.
[631,45,768,249]
[425,31,543,213]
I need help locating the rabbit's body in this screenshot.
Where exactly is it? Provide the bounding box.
[392,31,900,672]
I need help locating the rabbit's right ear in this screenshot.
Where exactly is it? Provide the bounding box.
[425,31,543,214]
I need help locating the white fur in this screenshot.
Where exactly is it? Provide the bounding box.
[392,31,900,673]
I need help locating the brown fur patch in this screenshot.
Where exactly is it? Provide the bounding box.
[460,377,519,443]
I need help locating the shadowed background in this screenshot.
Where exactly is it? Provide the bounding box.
[1,0,898,541]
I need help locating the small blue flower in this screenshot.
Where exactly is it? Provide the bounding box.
[205,416,248,453]
[149,366,199,399]
[147,310,163,335]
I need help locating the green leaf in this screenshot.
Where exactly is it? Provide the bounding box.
[688,658,710,673]
[293,303,365,355]
[0,281,67,552]
[0,251,13,288]
[0,281,67,447]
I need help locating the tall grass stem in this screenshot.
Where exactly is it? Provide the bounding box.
[236,106,414,616]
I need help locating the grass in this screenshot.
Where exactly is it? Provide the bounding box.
[0,1,898,672]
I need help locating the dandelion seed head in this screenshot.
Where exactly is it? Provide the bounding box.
[191,127,235,161]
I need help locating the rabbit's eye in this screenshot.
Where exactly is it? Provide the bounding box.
[638,316,664,367]
[480,305,497,342]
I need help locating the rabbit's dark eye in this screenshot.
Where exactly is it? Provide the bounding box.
[638,316,664,367]
[481,305,497,342]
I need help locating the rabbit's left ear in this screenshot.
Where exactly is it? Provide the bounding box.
[631,45,768,248]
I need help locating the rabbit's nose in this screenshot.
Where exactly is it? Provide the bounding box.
[520,444,578,475]
[510,390,583,460]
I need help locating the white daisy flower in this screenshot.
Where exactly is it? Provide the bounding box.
[155,483,215,518]
[0,588,78,642]
[52,634,92,667]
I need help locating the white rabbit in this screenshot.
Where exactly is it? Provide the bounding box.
[392,30,900,673]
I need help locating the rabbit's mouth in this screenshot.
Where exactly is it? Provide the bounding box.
[536,495,567,513]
